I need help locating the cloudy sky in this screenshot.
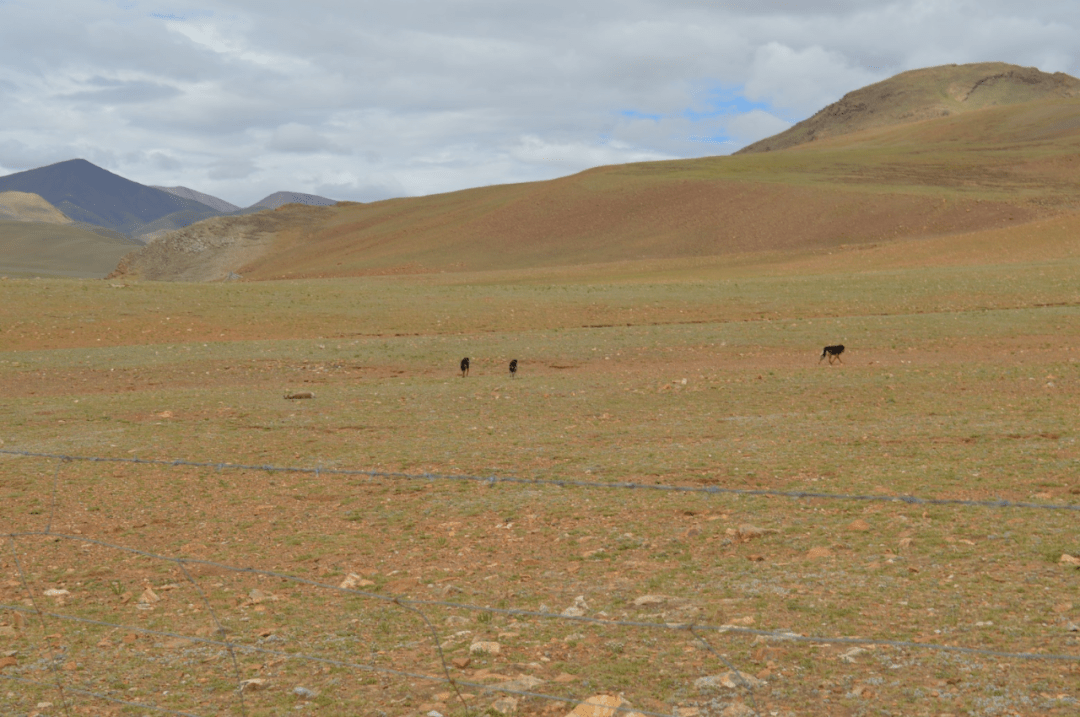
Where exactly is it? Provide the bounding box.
[0,1,1077,206]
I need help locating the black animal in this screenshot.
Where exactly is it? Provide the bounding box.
[460,357,470,377]
[509,359,518,378]
[820,344,845,365]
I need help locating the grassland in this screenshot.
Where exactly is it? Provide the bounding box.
[1,230,1078,716]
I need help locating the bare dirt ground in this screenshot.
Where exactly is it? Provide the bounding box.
[1,243,1078,717]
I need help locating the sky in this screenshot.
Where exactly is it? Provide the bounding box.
[0,1,1077,207]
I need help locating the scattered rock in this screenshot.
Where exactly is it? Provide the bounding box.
[632,595,669,608]
[339,573,375,590]
[563,694,642,717]
[553,672,577,683]
[1060,553,1080,567]
[284,391,315,400]
[721,703,756,717]
[138,587,160,604]
[496,675,544,692]
[451,657,471,669]
[1065,622,1079,632]
[470,641,501,656]
[490,696,519,714]
[43,589,71,598]
[238,678,268,693]
[694,671,765,690]
[675,708,700,717]
[838,647,867,663]
[806,546,833,560]
[846,519,871,532]
[737,524,775,541]
[561,596,588,617]
[293,686,317,699]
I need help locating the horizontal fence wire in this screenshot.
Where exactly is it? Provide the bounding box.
[2,448,1078,512]
[2,448,1078,717]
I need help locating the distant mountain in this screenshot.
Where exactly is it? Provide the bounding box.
[0,159,220,237]
[237,191,338,214]
[151,185,241,213]
[737,62,1080,154]
[0,191,71,224]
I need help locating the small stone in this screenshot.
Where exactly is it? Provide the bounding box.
[632,595,668,607]
[138,587,160,604]
[338,574,375,590]
[470,641,501,655]
[553,672,577,683]
[737,524,769,540]
[838,647,866,663]
[1059,554,1080,567]
[721,703,756,717]
[293,686,317,699]
[490,696,519,714]
[43,589,70,598]
[497,675,544,692]
[426,712,445,717]
[284,391,315,400]
[561,595,588,617]
[675,708,700,717]
[846,519,871,532]
[563,694,630,717]
[238,678,268,693]
[694,671,765,690]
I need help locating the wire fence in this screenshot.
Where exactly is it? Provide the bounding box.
[1,449,1077,717]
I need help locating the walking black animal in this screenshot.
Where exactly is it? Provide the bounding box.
[460,357,470,377]
[509,359,518,378]
[819,344,845,365]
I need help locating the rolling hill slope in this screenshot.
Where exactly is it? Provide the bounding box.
[111,63,1080,281]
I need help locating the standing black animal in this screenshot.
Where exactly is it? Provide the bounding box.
[509,359,518,378]
[819,345,845,364]
[460,357,470,377]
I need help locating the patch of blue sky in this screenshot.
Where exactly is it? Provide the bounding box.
[683,85,775,122]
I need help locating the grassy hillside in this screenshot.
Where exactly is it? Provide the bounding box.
[0,191,72,224]
[0,219,143,278]
[112,89,1080,281]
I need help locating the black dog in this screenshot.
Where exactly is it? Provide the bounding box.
[820,344,845,364]
[460,357,470,377]
[509,359,518,378]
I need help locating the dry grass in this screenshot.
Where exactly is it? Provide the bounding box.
[1,236,1079,716]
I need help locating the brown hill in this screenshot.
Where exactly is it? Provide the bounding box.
[737,62,1080,155]
[111,68,1080,282]
[0,191,71,224]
